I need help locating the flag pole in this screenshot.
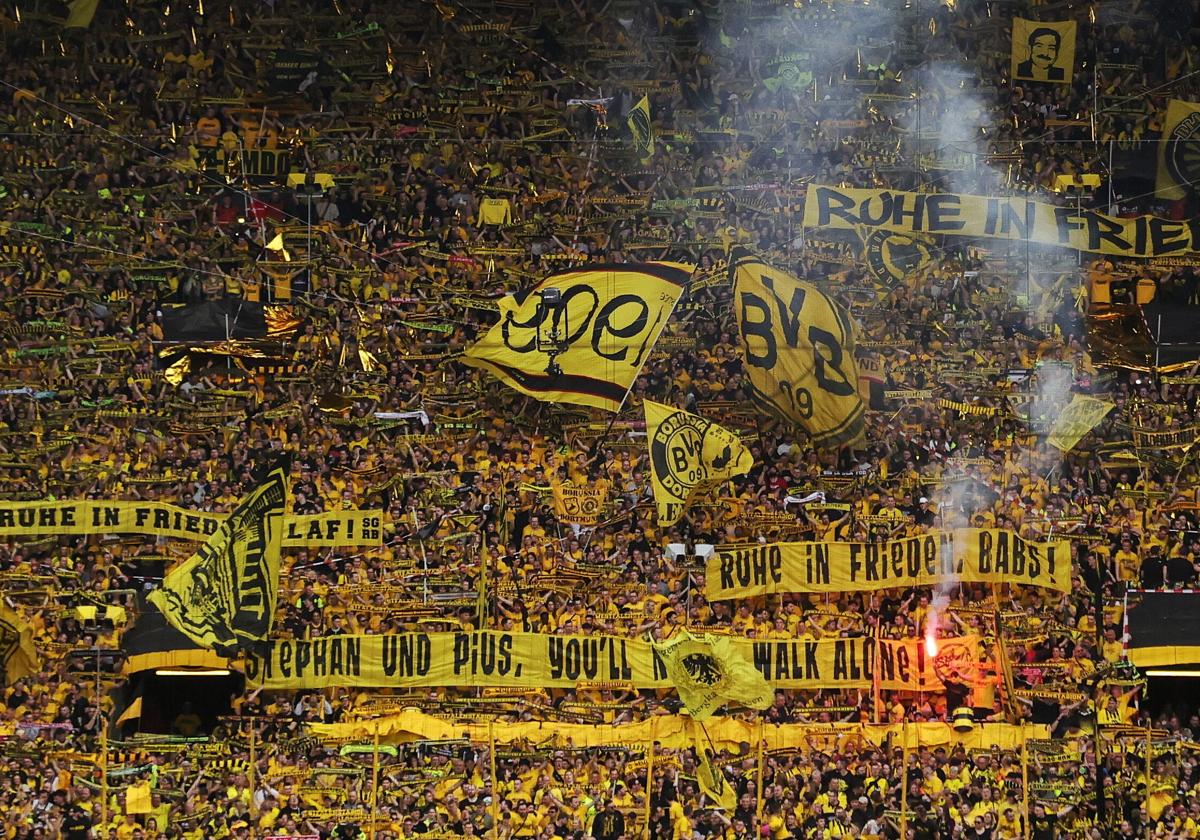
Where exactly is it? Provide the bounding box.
[872,619,882,724]
[755,716,766,831]
[582,282,688,552]
[643,740,655,840]
[248,720,258,820]
[1021,724,1030,840]
[369,723,380,840]
[1145,723,1153,840]
[490,719,501,840]
[100,712,109,835]
[900,721,909,840]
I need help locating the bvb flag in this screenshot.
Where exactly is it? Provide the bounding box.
[644,399,753,526]
[627,95,654,162]
[551,480,608,526]
[693,723,738,810]
[0,602,39,684]
[730,248,864,448]
[1046,394,1114,452]
[860,229,935,286]
[1157,100,1200,200]
[148,462,288,655]
[462,263,691,412]
[653,630,772,720]
[1010,18,1076,85]
[763,51,814,93]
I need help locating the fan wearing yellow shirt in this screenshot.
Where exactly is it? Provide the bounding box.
[510,800,545,838]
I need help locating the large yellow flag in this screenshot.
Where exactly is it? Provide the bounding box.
[64,0,100,28]
[1157,99,1200,200]
[1010,18,1076,85]
[645,399,753,526]
[1046,395,1114,452]
[0,603,39,684]
[148,463,287,655]
[653,630,772,720]
[730,248,864,447]
[462,263,691,412]
[627,95,653,162]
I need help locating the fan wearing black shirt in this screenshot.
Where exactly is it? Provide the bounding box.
[592,800,626,840]
[1029,803,1056,840]
[60,806,92,840]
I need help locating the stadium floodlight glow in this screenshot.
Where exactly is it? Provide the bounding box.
[1144,670,1200,678]
[154,669,232,677]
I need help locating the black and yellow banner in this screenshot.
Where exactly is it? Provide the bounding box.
[462,263,691,411]
[706,529,1071,599]
[149,465,287,654]
[1045,395,1114,452]
[0,603,39,684]
[0,501,383,546]
[730,249,864,447]
[804,185,1200,259]
[244,630,967,693]
[645,400,753,526]
[1157,99,1200,201]
[551,481,608,526]
[1010,18,1076,84]
[627,95,654,162]
[1127,591,1200,668]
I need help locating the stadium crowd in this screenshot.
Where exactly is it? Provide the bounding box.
[2,0,1200,837]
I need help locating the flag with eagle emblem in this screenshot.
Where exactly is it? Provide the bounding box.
[653,630,772,720]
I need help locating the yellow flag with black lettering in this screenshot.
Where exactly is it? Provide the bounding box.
[1010,18,1076,85]
[645,400,753,526]
[551,480,608,526]
[653,630,772,720]
[1157,99,1200,201]
[627,95,653,162]
[0,603,39,684]
[148,463,288,655]
[730,248,864,448]
[1046,395,1114,452]
[462,263,691,412]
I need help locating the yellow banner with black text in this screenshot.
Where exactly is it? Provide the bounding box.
[243,630,972,693]
[707,529,1071,599]
[803,184,1200,259]
[0,501,383,546]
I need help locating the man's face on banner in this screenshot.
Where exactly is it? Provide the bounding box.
[1029,33,1059,70]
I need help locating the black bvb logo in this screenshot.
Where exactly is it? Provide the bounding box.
[682,653,723,686]
[650,411,711,502]
[1167,112,1200,194]
[865,230,932,285]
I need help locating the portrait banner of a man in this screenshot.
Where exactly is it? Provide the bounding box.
[1010,18,1076,85]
